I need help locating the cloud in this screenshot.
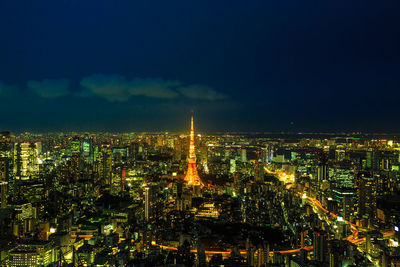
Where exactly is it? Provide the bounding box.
[80,74,227,102]
[80,74,129,102]
[128,78,179,99]
[178,85,227,100]
[80,74,180,101]
[0,81,18,96]
[27,79,70,98]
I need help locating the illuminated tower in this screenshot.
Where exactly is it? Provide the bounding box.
[184,113,203,186]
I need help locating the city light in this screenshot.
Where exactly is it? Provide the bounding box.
[0,114,398,266]
[0,1,397,264]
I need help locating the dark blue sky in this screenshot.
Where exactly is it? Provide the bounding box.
[0,1,399,132]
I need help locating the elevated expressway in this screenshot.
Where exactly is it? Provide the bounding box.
[154,168,394,258]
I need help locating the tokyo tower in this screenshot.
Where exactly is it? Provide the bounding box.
[184,113,203,186]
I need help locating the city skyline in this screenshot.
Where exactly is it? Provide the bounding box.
[1,123,400,266]
[1,1,400,266]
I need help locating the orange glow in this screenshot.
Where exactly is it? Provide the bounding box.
[184,113,203,186]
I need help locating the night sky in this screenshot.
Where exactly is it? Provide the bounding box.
[0,1,399,133]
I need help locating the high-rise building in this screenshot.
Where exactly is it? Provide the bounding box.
[70,138,81,179]
[0,132,11,157]
[129,141,140,161]
[145,186,151,221]
[332,188,357,221]
[317,153,328,187]
[82,135,93,163]
[0,157,9,182]
[184,113,203,186]
[0,181,7,209]
[313,230,328,263]
[356,172,377,221]
[70,137,81,155]
[366,150,379,171]
[317,165,328,184]
[254,161,264,182]
[14,142,39,180]
[241,149,247,163]
[0,157,9,208]
[98,144,112,185]
[229,159,236,174]
[329,166,354,188]
[0,133,12,200]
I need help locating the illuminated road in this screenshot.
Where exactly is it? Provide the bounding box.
[69,173,395,260]
[305,195,359,242]
[154,168,395,258]
[156,243,313,257]
[264,167,295,184]
[154,195,360,258]
[154,194,395,259]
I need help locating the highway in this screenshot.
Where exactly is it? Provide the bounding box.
[154,168,395,258]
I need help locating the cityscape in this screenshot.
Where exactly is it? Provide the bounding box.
[1,1,400,267]
[0,114,400,266]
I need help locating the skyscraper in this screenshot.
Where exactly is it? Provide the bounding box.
[313,230,328,263]
[184,113,203,186]
[317,152,328,187]
[0,181,7,209]
[317,165,328,184]
[0,132,11,157]
[14,142,39,180]
[98,143,112,185]
[356,172,377,221]
[254,161,264,182]
[145,186,151,221]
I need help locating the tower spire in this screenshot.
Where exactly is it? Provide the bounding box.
[191,112,194,131]
[184,112,203,186]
